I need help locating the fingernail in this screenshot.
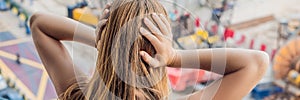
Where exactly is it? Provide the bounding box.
[106,3,111,6]
[103,20,108,23]
[140,27,146,34]
[98,19,107,27]
[144,17,150,23]
[104,9,109,13]
[159,14,164,17]
[139,51,145,56]
[101,19,108,24]
[152,13,159,18]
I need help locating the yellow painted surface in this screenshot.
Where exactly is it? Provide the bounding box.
[178,35,199,45]
[195,29,209,40]
[73,7,98,26]
[296,76,300,86]
[0,60,36,100]
[0,38,31,48]
[0,51,51,99]
[0,50,43,69]
[0,38,56,99]
[36,72,48,100]
[12,7,18,15]
[19,13,27,21]
[208,35,219,44]
[177,29,211,46]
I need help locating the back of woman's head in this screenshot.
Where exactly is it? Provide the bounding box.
[62,0,170,100]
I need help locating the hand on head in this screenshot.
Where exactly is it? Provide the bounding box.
[95,3,111,48]
[139,13,177,68]
[95,4,177,68]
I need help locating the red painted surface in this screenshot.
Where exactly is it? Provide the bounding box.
[260,44,266,51]
[167,68,206,91]
[195,17,201,28]
[224,28,235,40]
[250,39,255,49]
[236,35,246,45]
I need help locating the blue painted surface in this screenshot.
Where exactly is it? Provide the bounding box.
[0,32,15,42]
[251,82,283,100]
[0,0,8,11]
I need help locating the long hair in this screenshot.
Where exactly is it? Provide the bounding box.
[61,0,169,99]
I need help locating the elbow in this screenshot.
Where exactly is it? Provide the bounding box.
[30,12,45,44]
[30,12,47,37]
[30,13,40,27]
[255,51,270,69]
[251,51,270,77]
[29,12,44,31]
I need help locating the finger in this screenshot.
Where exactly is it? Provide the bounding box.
[99,9,110,20]
[140,27,161,49]
[140,51,160,68]
[140,51,153,65]
[159,14,171,33]
[144,17,163,37]
[97,19,108,28]
[152,13,169,36]
[104,3,111,9]
[96,40,101,50]
[99,3,111,19]
[154,54,167,67]
[95,19,108,41]
[95,19,108,34]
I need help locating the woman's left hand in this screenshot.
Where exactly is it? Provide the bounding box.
[95,3,111,47]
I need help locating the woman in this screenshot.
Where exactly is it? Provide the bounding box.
[30,0,269,99]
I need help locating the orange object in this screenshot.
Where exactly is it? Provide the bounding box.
[72,7,98,26]
[273,37,300,79]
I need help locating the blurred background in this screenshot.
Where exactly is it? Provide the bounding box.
[1,0,300,99]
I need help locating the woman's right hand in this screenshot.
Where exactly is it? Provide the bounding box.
[139,13,178,68]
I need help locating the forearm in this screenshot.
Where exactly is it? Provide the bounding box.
[30,14,81,95]
[170,48,269,75]
[30,12,96,47]
[173,49,269,99]
[187,49,269,99]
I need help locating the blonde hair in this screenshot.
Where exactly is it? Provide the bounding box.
[61,0,169,99]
